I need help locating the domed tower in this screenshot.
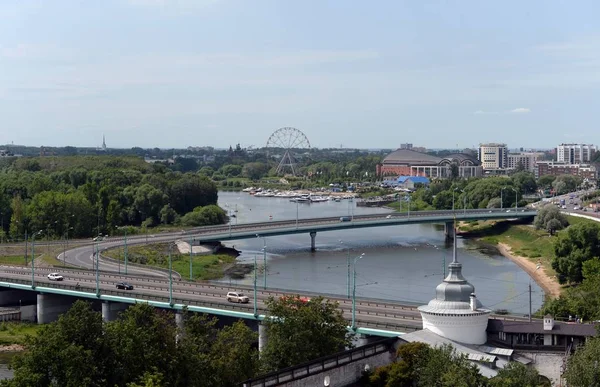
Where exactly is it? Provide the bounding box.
[418,223,491,344]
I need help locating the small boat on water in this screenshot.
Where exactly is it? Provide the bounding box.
[310,196,329,203]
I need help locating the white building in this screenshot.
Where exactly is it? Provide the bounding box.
[507,152,544,173]
[478,143,508,170]
[417,228,491,345]
[557,143,597,164]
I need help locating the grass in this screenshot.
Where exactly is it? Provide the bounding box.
[0,322,42,345]
[0,255,28,266]
[104,243,237,281]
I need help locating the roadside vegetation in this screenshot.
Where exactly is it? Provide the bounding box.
[3,296,350,386]
[104,243,238,281]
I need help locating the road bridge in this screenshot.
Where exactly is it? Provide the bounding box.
[61,208,536,273]
[0,266,530,338]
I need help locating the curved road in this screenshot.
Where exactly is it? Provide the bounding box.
[59,208,533,275]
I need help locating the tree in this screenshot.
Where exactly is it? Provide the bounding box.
[533,204,568,233]
[260,296,352,372]
[170,175,218,214]
[5,301,109,387]
[564,337,600,386]
[489,362,546,387]
[418,344,485,387]
[552,222,600,284]
[512,172,537,194]
[537,175,555,190]
[242,162,269,181]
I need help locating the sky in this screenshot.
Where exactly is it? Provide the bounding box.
[1,0,599,150]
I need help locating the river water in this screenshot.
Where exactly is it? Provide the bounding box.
[217,191,543,315]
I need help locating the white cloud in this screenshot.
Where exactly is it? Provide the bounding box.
[510,107,530,114]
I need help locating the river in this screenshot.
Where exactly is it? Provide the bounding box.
[217,191,543,315]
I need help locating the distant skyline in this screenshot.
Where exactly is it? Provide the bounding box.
[1,1,599,149]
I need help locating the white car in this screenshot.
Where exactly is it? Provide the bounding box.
[226,291,249,304]
[386,215,393,219]
[47,273,64,281]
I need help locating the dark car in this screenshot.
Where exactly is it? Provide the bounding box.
[116,282,134,290]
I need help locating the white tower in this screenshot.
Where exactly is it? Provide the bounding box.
[418,224,491,345]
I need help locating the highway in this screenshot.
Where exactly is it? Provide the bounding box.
[0,265,531,332]
[59,208,535,274]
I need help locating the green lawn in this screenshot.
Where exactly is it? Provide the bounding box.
[104,243,237,281]
[0,255,28,266]
[0,322,42,345]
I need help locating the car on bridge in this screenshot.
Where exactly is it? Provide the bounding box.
[227,291,249,303]
[116,282,134,290]
[47,273,64,281]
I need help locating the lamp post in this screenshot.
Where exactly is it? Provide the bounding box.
[407,194,411,219]
[168,243,174,306]
[189,236,193,281]
[63,226,73,266]
[31,230,43,288]
[351,253,365,330]
[117,226,129,274]
[256,234,267,289]
[95,242,100,296]
[512,187,518,212]
[452,187,459,212]
[340,240,351,298]
[253,254,258,317]
[529,265,540,322]
[500,187,508,210]
[461,189,467,216]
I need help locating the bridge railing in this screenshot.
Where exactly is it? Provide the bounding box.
[240,337,398,387]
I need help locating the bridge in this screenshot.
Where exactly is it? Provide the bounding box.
[0,208,536,339]
[61,208,537,274]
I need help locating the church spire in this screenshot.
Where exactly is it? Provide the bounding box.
[102,134,106,150]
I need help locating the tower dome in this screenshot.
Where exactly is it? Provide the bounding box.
[418,223,491,344]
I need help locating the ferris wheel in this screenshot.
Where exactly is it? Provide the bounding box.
[266,127,311,175]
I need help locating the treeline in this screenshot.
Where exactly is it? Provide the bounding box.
[0,156,223,240]
[5,295,351,386]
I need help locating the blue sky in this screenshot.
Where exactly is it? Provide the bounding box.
[1,0,599,149]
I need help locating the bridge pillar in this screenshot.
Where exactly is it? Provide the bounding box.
[37,293,76,324]
[444,222,455,239]
[101,301,129,322]
[310,231,317,251]
[258,322,268,353]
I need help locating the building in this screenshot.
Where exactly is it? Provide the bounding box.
[557,143,597,164]
[383,176,431,190]
[417,229,491,345]
[478,143,508,170]
[376,149,482,179]
[507,152,544,173]
[536,161,597,180]
[400,143,413,150]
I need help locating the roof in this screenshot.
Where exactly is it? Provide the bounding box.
[440,153,481,166]
[401,329,500,378]
[382,149,442,165]
[487,319,598,337]
[407,176,430,184]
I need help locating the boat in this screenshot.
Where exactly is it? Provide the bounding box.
[310,196,329,203]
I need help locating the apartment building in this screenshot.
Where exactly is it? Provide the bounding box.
[507,152,544,173]
[478,143,508,170]
[556,144,597,164]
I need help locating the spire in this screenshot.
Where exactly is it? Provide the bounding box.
[102,134,106,149]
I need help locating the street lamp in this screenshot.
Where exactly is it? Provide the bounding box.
[95,241,100,296]
[340,240,351,298]
[529,265,540,322]
[452,187,459,212]
[351,253,365,330]
[500,187,508,210]
[253,254,258,317]
[117,226,129,275]
[168,243,174,306]
[31,230,43,288]
[461,189,467,216]
[63,226,74,266]
[295,200,299,230]
[256,234,267,289]
[512,187,518,212]
[189,236,194,281]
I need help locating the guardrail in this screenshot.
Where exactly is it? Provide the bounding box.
[97,252,183,280]
[240,337,397,387]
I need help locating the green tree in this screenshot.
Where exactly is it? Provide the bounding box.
[489,362,546,387]
[261,295,352,372]
[418,344,485,387]
[564,337,600,386]
[533,204,568,234]
[537,175,556,190]
[170,175,218,214]
[552,222,600,284]
[512,172,537,194]
[242,162,269,180]
[8,195,26,239]
[209,321,259,386]
[5,301,109,387]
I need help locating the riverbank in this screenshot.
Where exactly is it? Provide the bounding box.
[496,242,561,298]
[458,220,562,299]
